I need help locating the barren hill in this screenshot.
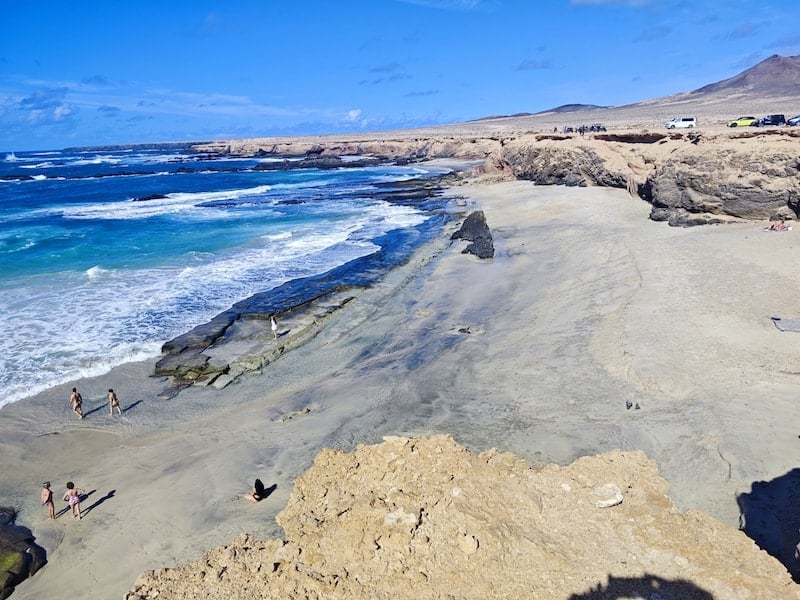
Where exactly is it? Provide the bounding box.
[447,54,800,133]
[691,54,800,97]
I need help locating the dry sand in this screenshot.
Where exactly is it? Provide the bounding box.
[3,180,800,598]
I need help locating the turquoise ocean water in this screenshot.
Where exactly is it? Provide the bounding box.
[0,145,453,408]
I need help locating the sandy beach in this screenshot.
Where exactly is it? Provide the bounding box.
[3,178,800,598]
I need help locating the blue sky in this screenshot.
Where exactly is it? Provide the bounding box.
[1,0,798,151]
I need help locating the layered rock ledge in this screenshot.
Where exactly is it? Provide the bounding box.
[127,436,796,599]
[152,178,457,394]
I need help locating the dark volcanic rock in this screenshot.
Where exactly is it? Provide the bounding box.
[154,177,456,392]
[154,351,212,378]
[253,156,384,171]
[451,211,494,259]
[161,310,239,355]
[0,507,46,600]
[132,194,168,202]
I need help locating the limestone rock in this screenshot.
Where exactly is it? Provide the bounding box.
[195,129,800,226]
[641,140,800,225]
[126,436,797,600]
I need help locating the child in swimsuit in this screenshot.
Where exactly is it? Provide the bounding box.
[63,481,85,519]
[41,482,55,519]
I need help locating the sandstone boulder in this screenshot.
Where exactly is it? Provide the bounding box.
[126,436,797,599]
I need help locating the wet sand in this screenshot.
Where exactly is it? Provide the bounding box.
[3,180,800,598]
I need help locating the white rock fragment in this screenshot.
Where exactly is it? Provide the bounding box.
[593,482,624,508]
[459,534,479,555]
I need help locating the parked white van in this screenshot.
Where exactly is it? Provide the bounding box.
[665,116,696,129]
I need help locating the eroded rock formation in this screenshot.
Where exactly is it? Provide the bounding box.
[195,128,800,227]
[127,436,796,599]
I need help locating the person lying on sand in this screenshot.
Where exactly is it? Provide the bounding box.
[765,220,791,231]
[243,478,266,503]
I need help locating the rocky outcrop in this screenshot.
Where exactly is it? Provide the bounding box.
[0,507,46,600]
[639,132,800,225]
[450,210,494,259]
[127,436,796,599]
[153,178,455,393]
[195,129,800,227]
[502,142,630,189]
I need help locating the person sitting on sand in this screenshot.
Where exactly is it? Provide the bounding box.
[243,478,266,503]
[108,388,121,416]
[63,481,85,519]
[70,387,83,419]
[41,482,55,520]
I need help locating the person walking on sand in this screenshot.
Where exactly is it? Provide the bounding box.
[63,481,84,519]
[41,482,55,519]
[108,388,121,416]
[271,315,278,339]
[70,387,83,419]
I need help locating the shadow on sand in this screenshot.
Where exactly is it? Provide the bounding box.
[81,489,116,517]
[568,574,714,599]
[123,400,142,414]
[260,483,277,499]
[82,404,106,418]
[737,468,800,581]
[55,489,96,519]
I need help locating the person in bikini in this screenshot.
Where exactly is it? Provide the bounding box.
[70,387,83,419]
[766,219,790,231]
[108,388,121,416]
[63,481,85,519]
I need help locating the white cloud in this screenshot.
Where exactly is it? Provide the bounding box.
[346,109,363,122]
[53,105,75,120]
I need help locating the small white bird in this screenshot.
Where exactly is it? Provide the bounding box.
[271,315,278,339]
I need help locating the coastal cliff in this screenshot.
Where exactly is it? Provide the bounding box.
[127,436,795,599]
[195,128,800,226]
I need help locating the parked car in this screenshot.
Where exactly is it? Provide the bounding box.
[728,116,757,127]
[589,123,607,132]
[665,116,696,129]
[787,114,800,126]
[756,114,786,126]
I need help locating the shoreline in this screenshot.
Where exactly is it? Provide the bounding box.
[3,178,800,597]
[0,161,469,411]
